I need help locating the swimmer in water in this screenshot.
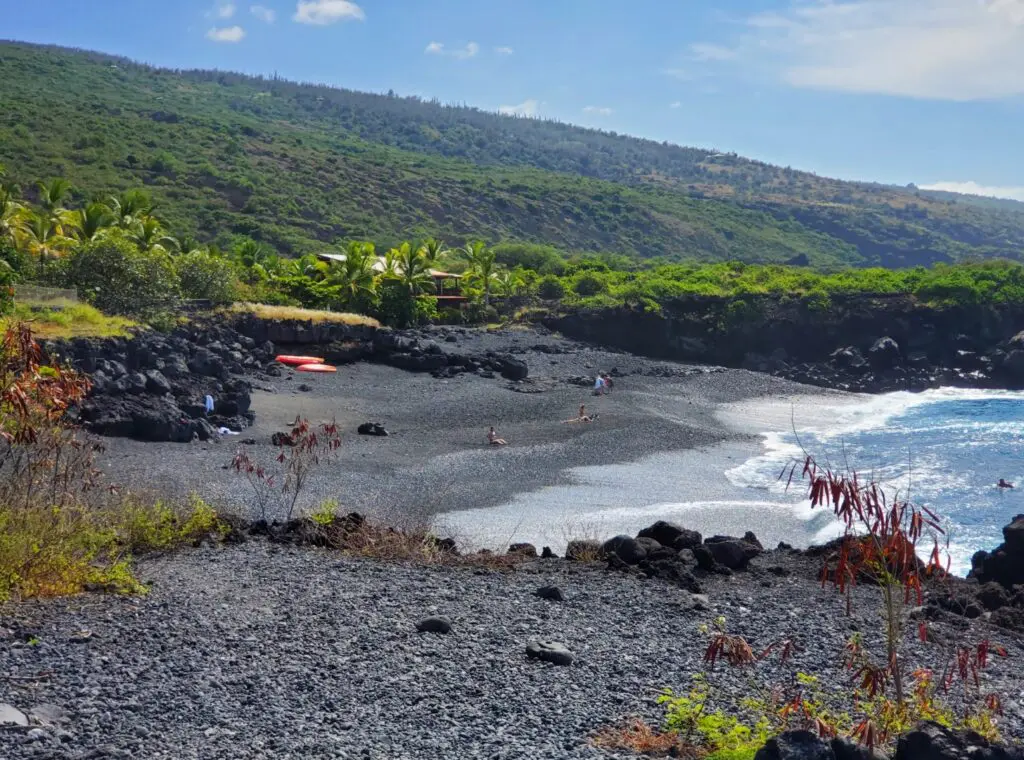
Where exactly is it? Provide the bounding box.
[998,478,1014,489]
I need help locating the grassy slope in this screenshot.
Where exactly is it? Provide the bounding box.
[0,42,1021,267]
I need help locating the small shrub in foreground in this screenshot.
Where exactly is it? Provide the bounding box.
[0,322,226,601]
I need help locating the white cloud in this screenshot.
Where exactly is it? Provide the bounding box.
[690,42,736,61]
[498,99,539,117]
[919,180,1024,202]
[206,25,246,42]
[205,1,236,19]
[293,0,364,25]
[669,101,682,109]
[425,41,480,60]
[583,106,613,116]
[724,0,1024,100]
[495,46,514,55]
[251,4,276,23]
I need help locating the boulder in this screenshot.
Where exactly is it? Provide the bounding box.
[704,535,763,570]
[868,336,902,370]
[415,616,452,634]
[754,732,873,760]
[830,347,868,371]
[601,535,647,565]
[144,370,172,395]
[508,543,538,558]
[646,559,703,593]
[754,731,834,760]
[499,356,529,381]
[534,585,565,602]
[637,520,686,547]
[970,514,1024,588]
[525,640,574,666]
[357,422,389,437]
[895,721,1024,760]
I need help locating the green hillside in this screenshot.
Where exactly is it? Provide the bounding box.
[0,41,1021,267]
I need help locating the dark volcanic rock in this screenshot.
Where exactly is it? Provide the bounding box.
[534,585,565,602]
[415,616,452,634]
[525,640,574,666]
[704,535,762,570]
[637,520,686,547]
[895,721,1024,760]
[498,356,529,381]
[755,732,873,760]
[357,422,389,437]
[601,535,647,565]
[868,336,902,370]
[970,514,1024,588]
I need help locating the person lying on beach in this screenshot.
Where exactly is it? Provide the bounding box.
[998,478,1014,489]
[488,426,507,446]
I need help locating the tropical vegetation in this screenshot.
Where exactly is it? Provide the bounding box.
[2,42,1024,269]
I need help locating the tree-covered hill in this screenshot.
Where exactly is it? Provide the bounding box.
[1,41,1021,267]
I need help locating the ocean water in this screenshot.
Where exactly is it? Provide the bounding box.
[726,388,1024,576]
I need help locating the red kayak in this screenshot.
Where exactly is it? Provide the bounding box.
[275,355,325,366]
[296,363,337,373]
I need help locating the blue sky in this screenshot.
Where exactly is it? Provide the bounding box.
[4,0,1023,200]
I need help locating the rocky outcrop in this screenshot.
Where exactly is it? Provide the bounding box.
[970,514,1024,589]
[48,324,264,443]
[548,296,1024,392]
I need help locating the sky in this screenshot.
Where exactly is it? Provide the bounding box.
[3,0,1023,201]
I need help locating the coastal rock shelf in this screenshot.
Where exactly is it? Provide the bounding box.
[548,298,1024,393]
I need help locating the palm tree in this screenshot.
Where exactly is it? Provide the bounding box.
[420,238,448,266]
[109,189,154,229]
[35,178,76,236]
[0,182,27,249]
[386,241,433,296]
[36,178,73,214]
[328,241,378,309]
[494,270,525,297]
[130,216,178,253]
[16,211,73,276]
[462,240,497,307]
[69,201,116,242]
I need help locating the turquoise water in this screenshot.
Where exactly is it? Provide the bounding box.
[727,389,1024,576]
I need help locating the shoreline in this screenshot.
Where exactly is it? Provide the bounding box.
[96,326,835,534]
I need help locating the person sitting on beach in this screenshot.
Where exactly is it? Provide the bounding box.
[998,478,1014,489]
[488,426,507,446]
[563,404,593,424]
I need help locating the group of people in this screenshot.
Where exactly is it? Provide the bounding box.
[488,373,613,446]
[593,372,614,395]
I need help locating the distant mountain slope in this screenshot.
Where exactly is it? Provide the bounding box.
[0,41,1021,267]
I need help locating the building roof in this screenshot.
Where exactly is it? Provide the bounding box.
[316,253,462,279]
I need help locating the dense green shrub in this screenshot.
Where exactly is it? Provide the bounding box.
[537,274,566,300]
[177,250,239,305]
[62,233,180,318]
[573,272,606,297]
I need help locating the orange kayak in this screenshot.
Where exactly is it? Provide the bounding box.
[276,355,325,366]
[296,363,337,373]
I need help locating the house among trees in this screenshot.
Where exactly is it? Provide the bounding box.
[316,252,467,304]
